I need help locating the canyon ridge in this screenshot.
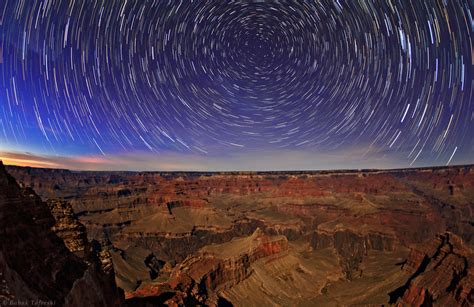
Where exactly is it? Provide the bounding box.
[1,161,473,306]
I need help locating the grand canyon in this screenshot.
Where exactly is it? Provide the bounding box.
[1,1,473,306]
[0,161,472,306]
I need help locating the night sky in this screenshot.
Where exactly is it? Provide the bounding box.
[0,1,472,171]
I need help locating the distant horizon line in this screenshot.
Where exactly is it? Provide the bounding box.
[2,160,473,174]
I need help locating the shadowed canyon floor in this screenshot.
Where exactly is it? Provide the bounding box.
[2,163,473,306]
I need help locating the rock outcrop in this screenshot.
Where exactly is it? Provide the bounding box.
[311,230,396,279]
[0,161,124,306]
[4,163,474,305]
[389,232,473,306]
[126,229,288,305]
[46,199,89,257]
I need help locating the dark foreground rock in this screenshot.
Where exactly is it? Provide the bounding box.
[0,161,125,306]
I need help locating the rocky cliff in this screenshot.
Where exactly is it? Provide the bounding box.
[311,230,396,279]
[389,232,473,306]
[4,164,474,306]
[126,229,288,305]
[0,161,124,306]
[46,199,89,257]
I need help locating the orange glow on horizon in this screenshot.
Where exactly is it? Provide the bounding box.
[0,157,60,168]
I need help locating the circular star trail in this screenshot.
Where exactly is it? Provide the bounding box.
[0,1,472,168]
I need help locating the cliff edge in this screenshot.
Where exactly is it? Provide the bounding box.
[0,161,124,306]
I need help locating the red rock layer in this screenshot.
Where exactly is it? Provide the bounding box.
[126,229,288,305]
[389,232,473,306]
[4,164,474,305]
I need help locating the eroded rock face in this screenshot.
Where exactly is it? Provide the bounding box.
[176,228,288,292]
[389,232,473,306]
[0,162,124,306]
[311,230,396,279]
[46,199,89,256]
[4,164,474,305]
[126,229,288,305]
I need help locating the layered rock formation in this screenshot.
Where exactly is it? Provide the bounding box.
[4,163,474,305]
[0,161,124,306]
[46,199,89,256]
[389,232,473,306]
[126,229,288,305]
[311,230,396,279]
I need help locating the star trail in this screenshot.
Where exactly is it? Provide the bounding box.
[0,1,472,170]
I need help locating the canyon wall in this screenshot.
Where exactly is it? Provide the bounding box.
[0,162,124,306]
[4,164,474,305]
